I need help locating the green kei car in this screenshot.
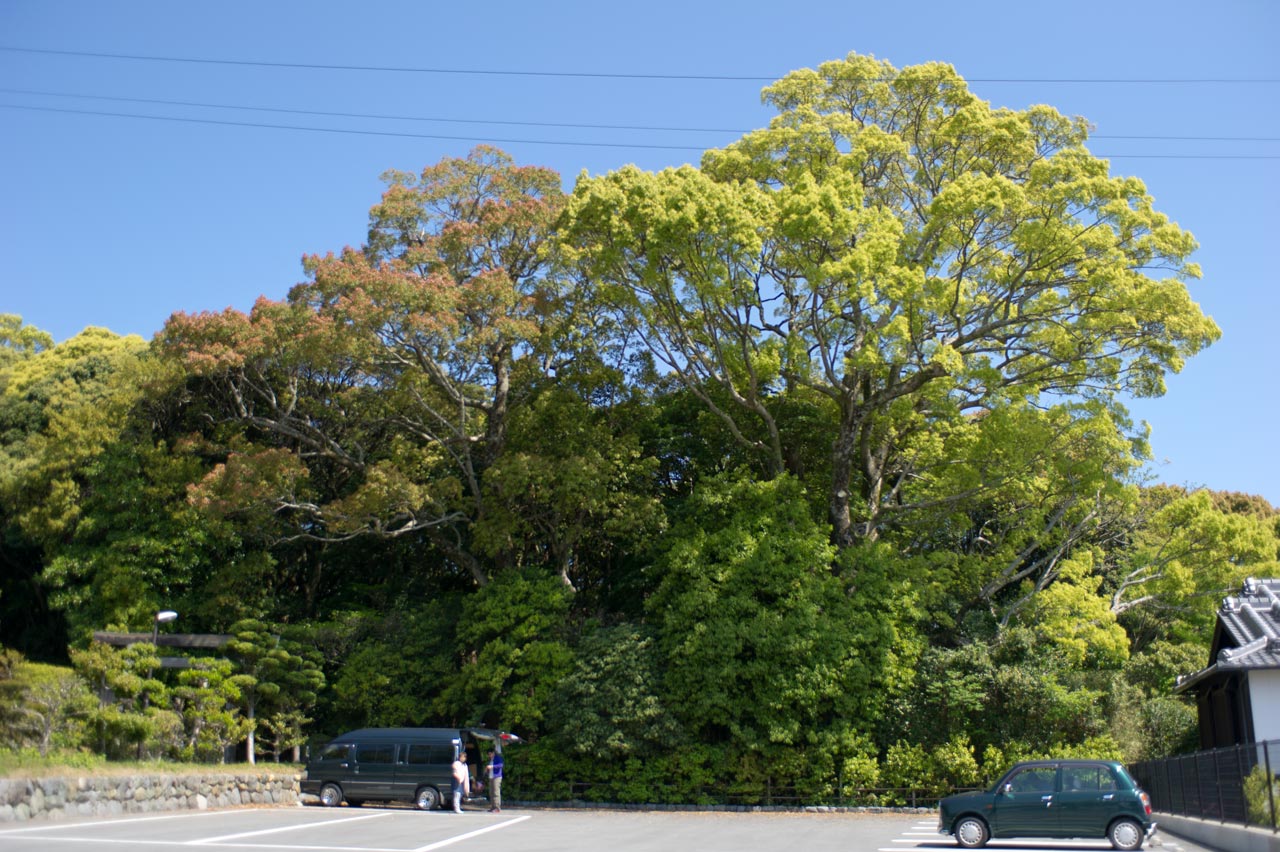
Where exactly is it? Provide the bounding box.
[937,759,1156,850]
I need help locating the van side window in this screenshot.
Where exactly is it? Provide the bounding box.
[405,744,453,765]
[357,744,394,764]
[320,744,351,761]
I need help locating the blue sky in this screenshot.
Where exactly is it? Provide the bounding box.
[2,1,1277,504]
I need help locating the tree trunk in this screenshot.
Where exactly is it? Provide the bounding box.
[830,404,862,550]
[246,701,256,765]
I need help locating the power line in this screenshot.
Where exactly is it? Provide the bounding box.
[0,103,711,150]
[7,102,1280,159]
[3,45,1279,84]
[0,46,775,81]
[3,88,1278,142]
[0,88,742,133]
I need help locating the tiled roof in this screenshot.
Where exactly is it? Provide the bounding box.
[1215,577,1280,669]
[1174,577,1280,693]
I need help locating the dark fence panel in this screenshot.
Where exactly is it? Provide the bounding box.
[514,779,958,809]
[1130,740,1278,832]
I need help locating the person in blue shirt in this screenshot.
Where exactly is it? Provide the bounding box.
[486,750,504,813]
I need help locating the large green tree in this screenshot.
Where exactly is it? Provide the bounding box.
[160,147,571,586]
[0,325,148,653]
[561,52,1219,550]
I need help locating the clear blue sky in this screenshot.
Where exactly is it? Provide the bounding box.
[2,1,1277,505]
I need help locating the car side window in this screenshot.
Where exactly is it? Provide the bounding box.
[1007,767,1056,793]
[1062,765,1120,792]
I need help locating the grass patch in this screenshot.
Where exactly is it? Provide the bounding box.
[0,750,301,780]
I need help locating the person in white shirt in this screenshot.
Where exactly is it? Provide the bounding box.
[450,752,470,813]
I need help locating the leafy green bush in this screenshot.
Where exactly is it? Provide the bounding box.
[1244,764,1279,828]
[546,624,679,759]
[0,748,106,777]
[0,659,95,756]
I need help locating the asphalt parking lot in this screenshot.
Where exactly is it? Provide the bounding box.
[0,806,1219,852]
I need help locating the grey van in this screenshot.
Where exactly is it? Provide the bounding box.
[301,727,518,810]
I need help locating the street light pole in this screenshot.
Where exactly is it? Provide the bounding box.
[139,610,177,759]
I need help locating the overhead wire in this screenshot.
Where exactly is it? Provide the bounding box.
[0,87,744,133]
[5,99,1278,159]
[3,47,1278,158]
[3,45,1279,84]
[1,103,711,151]
[2,87,1278,142]
[4,102,1277,159]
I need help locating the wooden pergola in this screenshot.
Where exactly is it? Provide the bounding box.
[92,631,233,668]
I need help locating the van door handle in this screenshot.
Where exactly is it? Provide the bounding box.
[339,763,349,769]
[1042,795,1053,807]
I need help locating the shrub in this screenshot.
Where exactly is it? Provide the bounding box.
[1244,764,1279,828]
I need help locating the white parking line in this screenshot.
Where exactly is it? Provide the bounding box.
[0,838,417,851]
[0,837,193,847]
[410,816,531,852]
[0,810,234,835]
[188,812,391,845]
[0,812,535,852]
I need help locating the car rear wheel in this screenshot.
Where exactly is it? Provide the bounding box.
[414,786,441,810]
[1108,817,1144,850]
[954,815,989,849]
[319,783,343,807]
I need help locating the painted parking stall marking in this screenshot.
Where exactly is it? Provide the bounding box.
[0,808,530,852]
[185,811,392,845]
[409,816,530,852]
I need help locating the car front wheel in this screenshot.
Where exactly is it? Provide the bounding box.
[954,815,990,849]
[319,783,343,807]
[1108,817,1144,851]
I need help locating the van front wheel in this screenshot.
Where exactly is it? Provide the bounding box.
[319,783,343,807]
[414,786,440,811]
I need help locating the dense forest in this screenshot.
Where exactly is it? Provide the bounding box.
[2,53,1277,802]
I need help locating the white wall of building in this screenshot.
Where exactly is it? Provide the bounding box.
[1249,668,1280,743]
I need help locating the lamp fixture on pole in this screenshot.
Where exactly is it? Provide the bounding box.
[152,610,178,646]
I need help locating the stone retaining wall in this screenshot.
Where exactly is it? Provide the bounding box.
[0,771,302,823]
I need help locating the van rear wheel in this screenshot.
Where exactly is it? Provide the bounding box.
[414,786,440,810]
[319,783,343,807]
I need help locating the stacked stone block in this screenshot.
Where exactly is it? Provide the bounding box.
[0,772,301,823]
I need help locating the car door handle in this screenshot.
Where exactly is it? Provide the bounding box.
[1102,794,1115,800]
